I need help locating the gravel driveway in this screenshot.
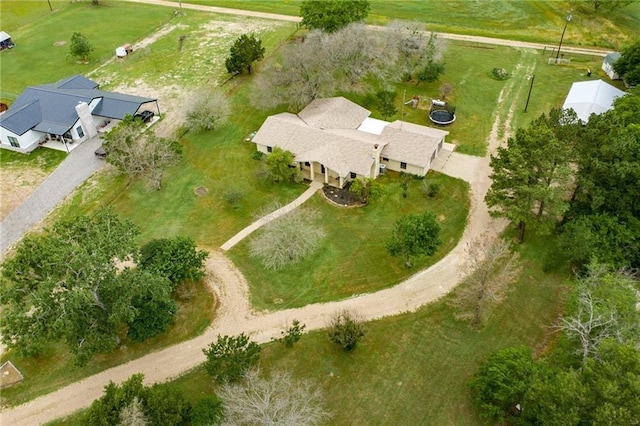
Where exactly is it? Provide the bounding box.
[0,137,106,258]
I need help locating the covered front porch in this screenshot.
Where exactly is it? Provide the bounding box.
[299,161,355,189]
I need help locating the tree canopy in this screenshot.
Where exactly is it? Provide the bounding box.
[387,211,441,266]
[103,115,181,190]
[265,146,303,183]
[613,40,640,87]
[561,90,640,268]
[69,32,94,61]
[225,33,265,75]
[0,210,175,364]
[485,108,576,242]
[203,334,261,383]
[300,0,370,33]
[185,90,230,132]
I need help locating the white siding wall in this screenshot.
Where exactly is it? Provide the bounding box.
[0,128,42,153]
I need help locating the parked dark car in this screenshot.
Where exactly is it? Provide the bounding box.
[134,110,154,123]
[95,147,107,158]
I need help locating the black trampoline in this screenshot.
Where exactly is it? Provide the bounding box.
[429,109,456,125]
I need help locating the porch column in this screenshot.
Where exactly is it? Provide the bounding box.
[324,167,329,184]
[339,176,344,188]
[310,162,315,181]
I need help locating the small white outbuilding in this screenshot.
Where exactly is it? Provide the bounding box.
[562,79,625,123]
[601,52,621,80]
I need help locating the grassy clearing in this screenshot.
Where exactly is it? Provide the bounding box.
[0,148,66,172]
[0,280,214,408]
[0,1,174,102]
[90,13,297,89]
[174,0,640,48]
[58,232,571,425]
[229,172,469,310]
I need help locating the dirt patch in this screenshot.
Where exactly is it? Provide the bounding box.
[53,41,66,47]
[194,186,208,196]
[0,166,49,221]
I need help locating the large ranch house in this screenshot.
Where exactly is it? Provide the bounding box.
[0,75,158,153]
[252,97,449,188]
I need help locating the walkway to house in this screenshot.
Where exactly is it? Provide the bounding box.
[0,137,106,258]
[220,180,324,251]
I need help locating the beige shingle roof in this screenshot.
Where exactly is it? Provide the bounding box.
[298,97,371,129]
[252,98,448,177]
[379,120,448,167]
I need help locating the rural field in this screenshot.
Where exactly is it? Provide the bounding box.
[0,1,638,425]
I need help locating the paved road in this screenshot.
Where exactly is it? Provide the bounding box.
[0,138,106,258]
[126,0,612,57]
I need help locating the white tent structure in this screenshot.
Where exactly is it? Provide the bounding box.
[562,79,625,123]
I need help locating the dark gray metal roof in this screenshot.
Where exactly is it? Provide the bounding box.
[0,75,157,136]
[53,75,100,90]
[71,89,155,119]
[0,100,42,135]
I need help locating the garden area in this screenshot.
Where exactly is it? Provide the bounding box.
[1,0,638,424]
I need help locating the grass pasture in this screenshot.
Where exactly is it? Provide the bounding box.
[176,0,640,48]
[230,172,470,310]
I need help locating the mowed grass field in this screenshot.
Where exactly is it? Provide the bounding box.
[175,0,640,48]
[230,173,470,310]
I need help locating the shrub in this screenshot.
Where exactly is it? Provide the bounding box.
[191,395,224,426]
[279,319,306,347]
[422,181,441,198]
[491,67,510,80]
[203,334,261,383]
[328,310,366,351]
[252,150,264,161]
[223,189,243,209]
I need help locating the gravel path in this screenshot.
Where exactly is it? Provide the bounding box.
[0,137,106,259]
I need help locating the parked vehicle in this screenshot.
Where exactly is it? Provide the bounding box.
[134,110,154,123]
[94,147,107,158]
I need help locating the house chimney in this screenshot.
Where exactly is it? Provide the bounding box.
[75,102,97,140]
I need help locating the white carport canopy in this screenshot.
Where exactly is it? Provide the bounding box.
[562,79,625,123]
[0,31,11,42]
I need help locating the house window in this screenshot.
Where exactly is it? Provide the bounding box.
[267,146,272,153]
[305,162,310,166]
[382,157,389,162]
[321,165,326,173]
[400,162,407,170]
[7,136,19,147]
[350,172,356,179]
[76,126,84,138]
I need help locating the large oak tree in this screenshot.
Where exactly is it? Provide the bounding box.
[0,210,174,364]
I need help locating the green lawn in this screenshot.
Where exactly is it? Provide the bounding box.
[229,172,469,310]
[0,147,66,172]
[50,232,570,425]
[0,1,174,102]
[0,280,214,407]
[171,0,640,48]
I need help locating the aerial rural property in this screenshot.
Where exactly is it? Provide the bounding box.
[0,0,638,424]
